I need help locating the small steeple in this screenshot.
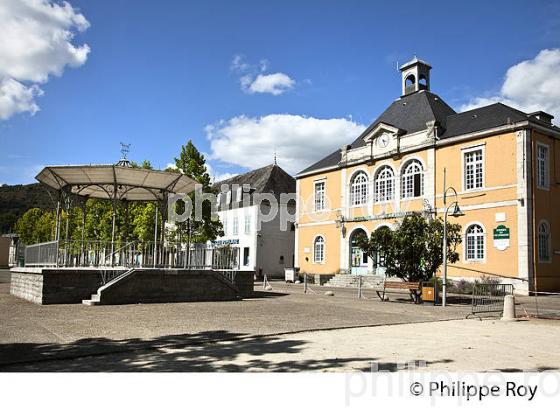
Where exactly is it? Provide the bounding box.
[399,56,431,96]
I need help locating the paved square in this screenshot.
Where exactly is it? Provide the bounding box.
[1,278,559,372]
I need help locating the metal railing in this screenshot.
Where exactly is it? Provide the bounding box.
[24,241,58,266]
[470,283,514,316]
[22,239,240,271]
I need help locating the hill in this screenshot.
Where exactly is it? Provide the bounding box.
[0,183,54,233]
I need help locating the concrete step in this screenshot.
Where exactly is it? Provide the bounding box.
[82,293,100,306]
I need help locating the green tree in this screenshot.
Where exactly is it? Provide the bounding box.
[175,141,211,186]
[173,140,222,243]
[15,208,55,244]
[358,212,462,282]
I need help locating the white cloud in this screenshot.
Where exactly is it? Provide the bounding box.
[206,114,366,175]
[0,77,43,120]
[230,55,296,96]
[230,54,249,72]
[0,0,90,120]
[205,161,238,183]
[461,49,560,124]
[246,73,295,96]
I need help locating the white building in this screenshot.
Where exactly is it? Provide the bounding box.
[214,164,296,278]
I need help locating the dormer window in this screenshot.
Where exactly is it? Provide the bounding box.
[226,191,231,205]
[236,186,243,202]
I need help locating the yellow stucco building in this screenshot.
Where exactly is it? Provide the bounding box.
[295,58,560,293]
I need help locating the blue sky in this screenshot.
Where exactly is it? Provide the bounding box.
[1,0,559,185]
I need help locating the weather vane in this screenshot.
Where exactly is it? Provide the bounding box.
[120,142,131,160]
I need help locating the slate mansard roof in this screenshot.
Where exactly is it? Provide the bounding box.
[213,164,296,204]
[298,90,559,176]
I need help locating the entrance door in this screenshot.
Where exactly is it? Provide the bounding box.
[372,250,386,276]
[349,229,368,275]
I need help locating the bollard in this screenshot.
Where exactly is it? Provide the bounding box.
[501,294,517,321]
[358,275,362,299]
[304,272,308,294]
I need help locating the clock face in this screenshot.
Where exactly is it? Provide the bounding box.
[377,133,390,148]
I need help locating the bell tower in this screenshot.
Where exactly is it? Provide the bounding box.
[400,57,431,96]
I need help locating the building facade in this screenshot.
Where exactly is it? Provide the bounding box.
[214,164,296,278]
[295,58,560,293]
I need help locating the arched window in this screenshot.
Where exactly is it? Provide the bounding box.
[313,236,325,263]
[350,172,368,206]
[466,224,485,261]
[401,160,424,199]
[538,221,551,262]
[374,166,394,202]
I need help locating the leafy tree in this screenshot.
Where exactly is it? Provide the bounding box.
[175,141,212,186]
[15,208,55,244]
[358,212,462,282]
[130,202,157,242]
[173,140,222,243]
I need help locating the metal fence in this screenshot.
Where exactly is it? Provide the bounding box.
[470,283,514,316]
[22,239,240,271]
[24,241,58,266]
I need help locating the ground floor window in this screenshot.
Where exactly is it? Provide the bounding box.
[538,221,551,262]
[466,224,485,261]
[314,236,325,263]
[243,247,250,266]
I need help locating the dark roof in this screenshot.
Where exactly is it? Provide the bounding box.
[213,164,295,199]
[441,103,529,138]
[349,91,456,150]
[297,90,558,176]
[299,91,456,175]
[298,149,342,175]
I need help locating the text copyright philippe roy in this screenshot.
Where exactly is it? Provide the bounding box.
[409,381,538,401]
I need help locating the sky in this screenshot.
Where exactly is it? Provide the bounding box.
[1,0,559,185]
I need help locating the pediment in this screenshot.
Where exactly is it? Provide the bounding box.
[362,122,405,143]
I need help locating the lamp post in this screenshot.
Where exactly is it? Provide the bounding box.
[442,169,464,307]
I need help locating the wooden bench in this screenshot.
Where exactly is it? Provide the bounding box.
[376,281,421,303]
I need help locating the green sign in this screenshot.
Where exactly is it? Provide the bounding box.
[493,225,510,240]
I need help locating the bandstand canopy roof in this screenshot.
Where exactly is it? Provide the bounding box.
[35,164,197,201]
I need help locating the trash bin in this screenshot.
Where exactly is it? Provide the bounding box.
[422,285,435,302]
[421,281,439,304]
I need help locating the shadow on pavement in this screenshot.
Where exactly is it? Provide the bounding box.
[0,329,460,372]
[0,330,384,372]
[245,290,289,299]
